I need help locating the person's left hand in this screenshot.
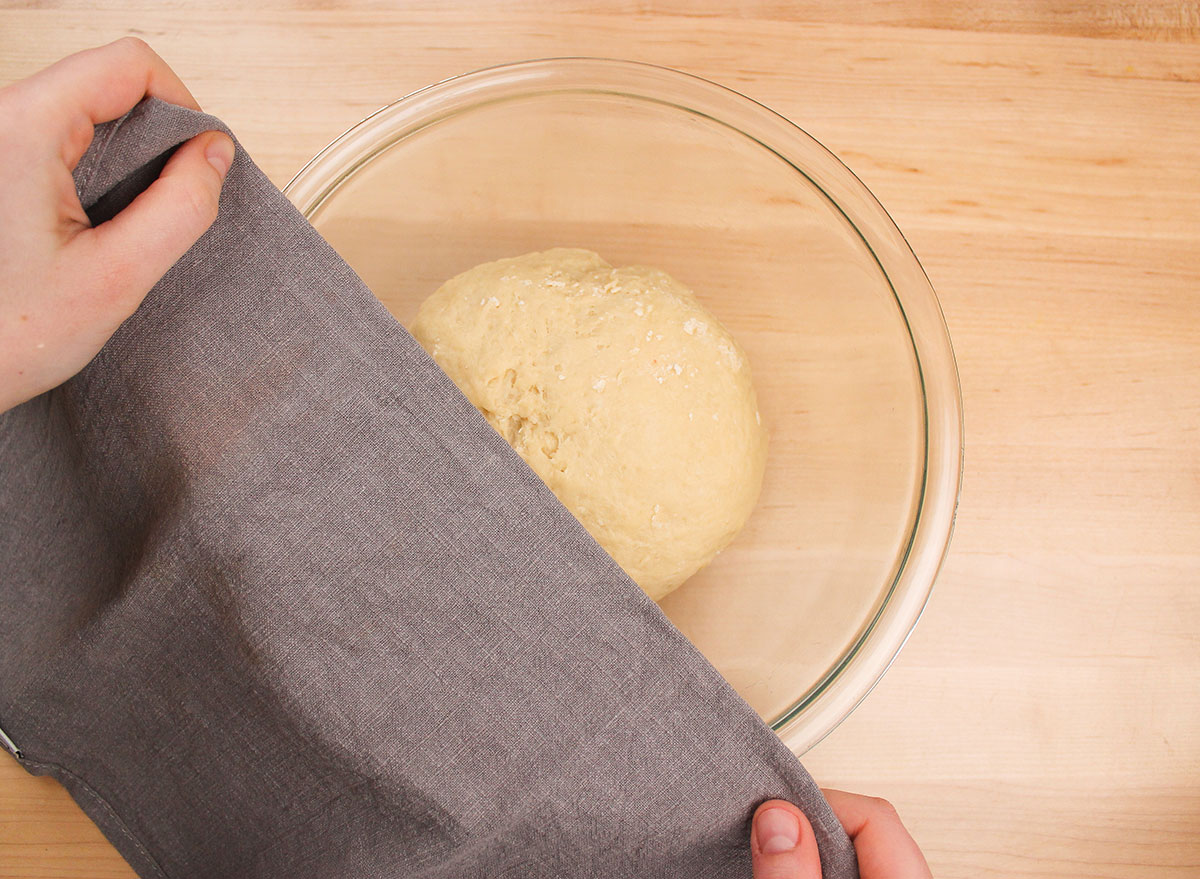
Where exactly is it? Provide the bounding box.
[0,37,234,414]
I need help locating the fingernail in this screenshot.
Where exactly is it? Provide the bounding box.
[206,134,234,177]
[757,807,800,854]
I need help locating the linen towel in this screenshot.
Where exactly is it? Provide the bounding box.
[0,97,858,879]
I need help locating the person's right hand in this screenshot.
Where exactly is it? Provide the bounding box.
[749,789,932,879]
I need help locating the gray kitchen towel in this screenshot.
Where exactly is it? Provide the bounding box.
[0,97,858,879]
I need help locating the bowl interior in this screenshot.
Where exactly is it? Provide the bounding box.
[288,62,949,751]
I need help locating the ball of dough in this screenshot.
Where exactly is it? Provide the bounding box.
[412,248,767,601]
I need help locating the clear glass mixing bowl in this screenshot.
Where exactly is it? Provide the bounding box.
[284,58,963,754]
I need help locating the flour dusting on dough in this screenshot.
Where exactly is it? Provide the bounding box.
[411,248,768,601]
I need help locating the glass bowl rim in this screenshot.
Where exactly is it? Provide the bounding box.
[283,56,964,754]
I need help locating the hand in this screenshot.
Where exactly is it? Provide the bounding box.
[750,789,932,878]
[0,37,234,414]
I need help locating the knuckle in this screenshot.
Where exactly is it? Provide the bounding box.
[115,35,153,56]
[180,181,220,229]
[869,796,900,819]
[165,173,220,228]
[141,177,217,244]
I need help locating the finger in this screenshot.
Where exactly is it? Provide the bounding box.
[69,129,234,319]
[20,38,200,168]
[35,37,199,120]
[750,800,823,879]
[822,790,932,879]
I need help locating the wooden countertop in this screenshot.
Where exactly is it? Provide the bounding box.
[2,3,1198,877]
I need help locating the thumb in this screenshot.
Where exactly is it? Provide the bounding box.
[73,129,234,319]
[751,800,823,879]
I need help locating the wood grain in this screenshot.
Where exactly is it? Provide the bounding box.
[1,3,1198,878]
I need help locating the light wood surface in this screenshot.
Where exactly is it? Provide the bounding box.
[2,3,1198,877]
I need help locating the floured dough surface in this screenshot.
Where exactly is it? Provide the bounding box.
[412,248,767,601]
